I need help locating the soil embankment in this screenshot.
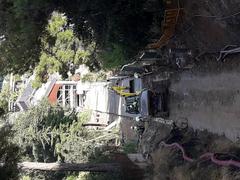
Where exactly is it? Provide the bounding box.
[141,121,240,180]
[167,0,240,141]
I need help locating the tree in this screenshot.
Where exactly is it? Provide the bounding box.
[11,100,121,179]
[32,11,93,88]
[0,0,53,75]
[0,83,9,116]
[12,100,119,163]
[0,125,20,180]
[0,0,155,76]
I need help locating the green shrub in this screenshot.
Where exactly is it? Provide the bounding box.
[0,125,20,180]
[100,44,126,70]
[0,83,10,115]
[81,72,107,82]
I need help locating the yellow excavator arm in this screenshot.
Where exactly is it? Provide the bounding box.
[111,86,140,97]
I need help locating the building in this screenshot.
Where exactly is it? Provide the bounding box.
[14,74,144,130]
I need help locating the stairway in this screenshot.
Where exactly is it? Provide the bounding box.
[147,0,183,49]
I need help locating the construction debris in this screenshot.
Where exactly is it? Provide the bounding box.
[217,45,240,61]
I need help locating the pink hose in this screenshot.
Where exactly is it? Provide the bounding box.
[161,142,240,168]
[200,152,240,168]
[161,142,194,162]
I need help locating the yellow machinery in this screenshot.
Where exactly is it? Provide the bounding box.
[111,86,140,97]
[147,0,183,49]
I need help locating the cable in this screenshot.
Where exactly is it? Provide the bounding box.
[193,11,240,20]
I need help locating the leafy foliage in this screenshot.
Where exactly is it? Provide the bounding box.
[0,125,20,180]
[13,100,119,164]
[13,100,76,162]
[100,44,126,69]
[0,75,25,116]
[0,83,9,116]
[81,71,107,82]
[13,101,120,179]
[32,12,92,88]
[0,0,154,76]
[0,0,52,75]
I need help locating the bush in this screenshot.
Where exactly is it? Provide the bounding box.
[12,100,119,164]
[0,125,20,180]
[81,72,107,82]
[0,83,10,115]
[100,44,126,70]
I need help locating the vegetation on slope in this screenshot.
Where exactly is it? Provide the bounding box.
[9,100,121,179]
[0,0,154,77]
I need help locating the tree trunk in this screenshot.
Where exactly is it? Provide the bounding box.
[18,162,120,172]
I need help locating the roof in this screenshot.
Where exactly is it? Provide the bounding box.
[16,82,35,110]
[16,78,57,111]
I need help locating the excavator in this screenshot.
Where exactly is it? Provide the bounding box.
[111,86,140,97]
[110,80,169,118]
[109,0,182,118]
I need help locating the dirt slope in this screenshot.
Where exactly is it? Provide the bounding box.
[165,0,240,141]
[176,0,240,52]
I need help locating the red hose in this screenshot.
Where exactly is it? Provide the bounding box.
[161,142,240,168]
